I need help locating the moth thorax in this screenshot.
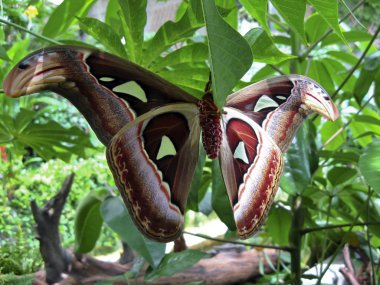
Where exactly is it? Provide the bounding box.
[198,98,222,159]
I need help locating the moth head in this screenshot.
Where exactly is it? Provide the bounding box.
[296,77,340,121]
[3,47,84,98]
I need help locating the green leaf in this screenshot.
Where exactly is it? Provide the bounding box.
[326,51,358,66]
[327,167,358,186]
[101,197,165,268]
[150,43,208,72]
[305,13,329,43]
[211,160,236,230]
[240,0,270,34]
[202,0,252,109]
[305,60,335,94]
[321,31,371,46]
[117,0,147,63]
[354,52,380,104]
[320,118,346,151]
[1,109,93,161]
[145,250,209,281]
[266,206,292,246]
[0,45,10,61]
[43,0,96,38]
[270,0,306,42]
[143,8,203,67]
[157,65,209,98]
[280,124,316,195]
[245,28,295,64]
[78,17,127,58]
[74,192,104,253]
[359,139,380,193]
[307,0,348,45]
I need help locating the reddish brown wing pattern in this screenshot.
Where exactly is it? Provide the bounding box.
[106,104,200,242]
[220,107,284,239]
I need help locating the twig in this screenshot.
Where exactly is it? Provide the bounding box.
[301,221,380,235]
[366,187,376,285]
[331,24,380,100]
[300,0,365,60]
[319,95,374,150]
[183,231,292,251]
[316,190,375,284]
[0,18,61,45]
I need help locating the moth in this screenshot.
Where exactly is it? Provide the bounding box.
[4,46,339,242]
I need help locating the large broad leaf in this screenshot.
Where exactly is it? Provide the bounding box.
[359,139,380,194]
[145,250,209,281]
[43,0,96,38]
[266,206,292,246]
[142,7,203,68]
[201,0,252,109]
[78,17,127,58]
[74,192,104,253]
[117,0,147,63]
[280,123,317,195]
[240,0,270,34]
[101,197,166,268]
[245,28,295,64]
[270,0,306,42]
[0,109,93,162]
[307,0,348,45]
[211,160,236,230]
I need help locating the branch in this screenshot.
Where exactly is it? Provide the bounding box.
[302,221,380,235]
[319,95,374,150]
[331,24,380,100]
[300,0,365,60]
[31,174,75,284]
[183,231,292,251]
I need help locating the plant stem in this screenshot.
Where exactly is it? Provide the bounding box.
[331,24,380,100]
[290,31,300,74]
[289,195,304,285]
[302,221,380,235]
[366,187,377,285]
[0,18,61,45]
[319,94,374,150]
[316,190,375,284]
[183,231,292,251]
[299,0,365,60]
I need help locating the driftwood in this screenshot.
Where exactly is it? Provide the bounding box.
[31,174,279,285]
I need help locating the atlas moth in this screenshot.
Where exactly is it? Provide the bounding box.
[4,46,339,242]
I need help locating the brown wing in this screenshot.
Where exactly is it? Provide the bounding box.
[220,107,284,239]
[106,104,200,242]
[3,45,198,145]
[225,75,339,152]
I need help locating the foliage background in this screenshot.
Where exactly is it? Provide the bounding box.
[0,0,380,284]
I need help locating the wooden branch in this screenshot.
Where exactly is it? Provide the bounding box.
[33,248,278,285]
[31,174,75,284]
